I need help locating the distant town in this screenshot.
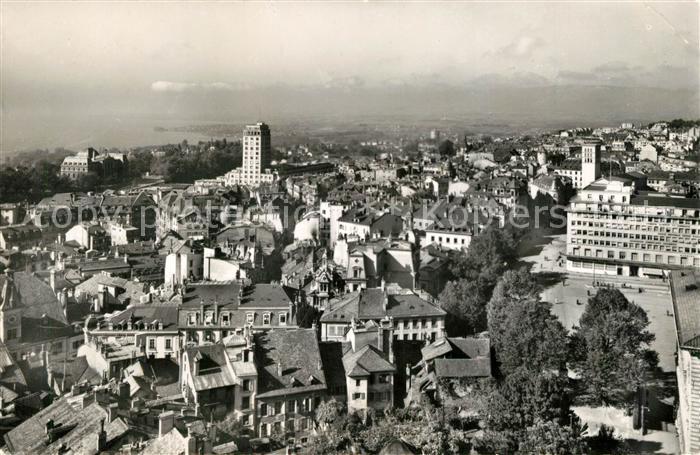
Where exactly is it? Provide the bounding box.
[0,117,698,454]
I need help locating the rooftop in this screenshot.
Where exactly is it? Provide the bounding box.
[670,270,700,350]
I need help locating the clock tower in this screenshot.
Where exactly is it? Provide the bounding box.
[0,272,22,343]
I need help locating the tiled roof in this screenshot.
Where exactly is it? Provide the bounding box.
[321,288,445,323]
[670,270,700,349]
[4,400,129,455]
[184,344,237,392]
[109,304,180,330]
[255,328,326,399]
[434,358,492,378]
[342,344,395,377]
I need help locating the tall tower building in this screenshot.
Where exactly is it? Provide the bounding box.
[581,143,601,188]
[225,122,274,187]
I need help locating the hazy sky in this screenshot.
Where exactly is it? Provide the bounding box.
[1,1,698,150]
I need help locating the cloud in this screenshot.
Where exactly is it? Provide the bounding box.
[150,81,238,93]
[492,35,545,58]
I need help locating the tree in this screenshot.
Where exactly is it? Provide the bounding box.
[487,268,541,345]
[315,398,345,430]
[450,227,517,285]
[439,278,489,336]
[519,419,588,455]
[487,270,568,376]
[571,289,656,406]
[477,369,575,453]
[438,140,455,157]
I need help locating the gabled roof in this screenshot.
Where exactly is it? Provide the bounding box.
[342,344,395,377]
[184,344,237,392]
[255,328,326,399]
[4,400,129,455]
[321,287,445,323]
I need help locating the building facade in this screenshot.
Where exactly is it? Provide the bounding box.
[566,176,700,277]
[225,123,275,187]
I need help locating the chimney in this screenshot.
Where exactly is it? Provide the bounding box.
[276,361,283,377]
[185,436,197,455]
[158,411,175,437]
[45,419,55,436]
[49,268,57,293]
[107,403,118,422]
[96,418,107,452]
[118,381,130,400]
[193,353,201,376]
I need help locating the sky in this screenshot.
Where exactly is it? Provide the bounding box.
[1,1,699,150]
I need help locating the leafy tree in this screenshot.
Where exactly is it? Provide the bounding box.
[450,227,517,285]
[439,278,489,336]
[477,369,574,453]
[487,268,540,345]
[571,289,656,406]
[487,270,568,376]
[519,419,588,455]
[438,140,455,157]
[315,398,345,430]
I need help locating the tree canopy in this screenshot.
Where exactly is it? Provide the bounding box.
[571,288,656,406]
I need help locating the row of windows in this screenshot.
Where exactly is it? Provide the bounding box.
[147,337,175,350]
[259,418,309,437]
[429,235,468,245]
[571,237,698,253]
[571,248,699,266]
[573,229,699,242]
[260,397,317,416]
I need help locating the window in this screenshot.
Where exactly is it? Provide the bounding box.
[352,393,365,400]
[279,313,287,325]
[221,313,230,326]
[148,338,156,350]
[287,400,296,413]
[165,339,172,350]
[262,313,271,325]
[274,402,283,414]
[246,312,255,325]
[188,313,197,326]
[356,379,361,387]
[260,403,267,416]
[243,379,251,391]
[242,396,250,409]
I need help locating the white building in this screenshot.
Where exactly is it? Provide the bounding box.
[225,123,275,187]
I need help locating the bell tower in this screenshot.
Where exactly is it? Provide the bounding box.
[0,272,22,343]
[581,143,601,188]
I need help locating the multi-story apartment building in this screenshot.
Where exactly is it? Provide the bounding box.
[320,282,445,342]
[225,123,275,187]
[178,282,297,347]
[566,175,700,277]
[669,270,700,454]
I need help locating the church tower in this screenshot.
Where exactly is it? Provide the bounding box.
[581,143,601,188]
[0,272,22,343]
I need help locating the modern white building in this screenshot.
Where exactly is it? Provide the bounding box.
[225,123,275,187]
[566,176,700,277]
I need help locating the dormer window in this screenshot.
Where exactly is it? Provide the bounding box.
[204,312,214,325]
[188,313,197,326]
[221,313,230,326]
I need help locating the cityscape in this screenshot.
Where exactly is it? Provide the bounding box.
[1,2,699,455]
